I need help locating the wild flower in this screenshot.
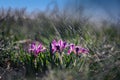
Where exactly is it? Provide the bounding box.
[29,42,46,56]
[51,39,67,53]
[74,46,89,55]
[68,43,89,55]
[67,43,75,55]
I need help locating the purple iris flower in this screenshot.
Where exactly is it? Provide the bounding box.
[29,42,46,56]
[80,48,89,54]
[51,39,68,53]
[67,43,75,55]
[68,44,89,55]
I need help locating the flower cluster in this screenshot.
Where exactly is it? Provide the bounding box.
[28,39,89,56]
[50,39,89,55]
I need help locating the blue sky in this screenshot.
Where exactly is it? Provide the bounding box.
[0,0,120,22]
[0,0,119,11]
[0,0,53,11]
[0,0,67,12]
